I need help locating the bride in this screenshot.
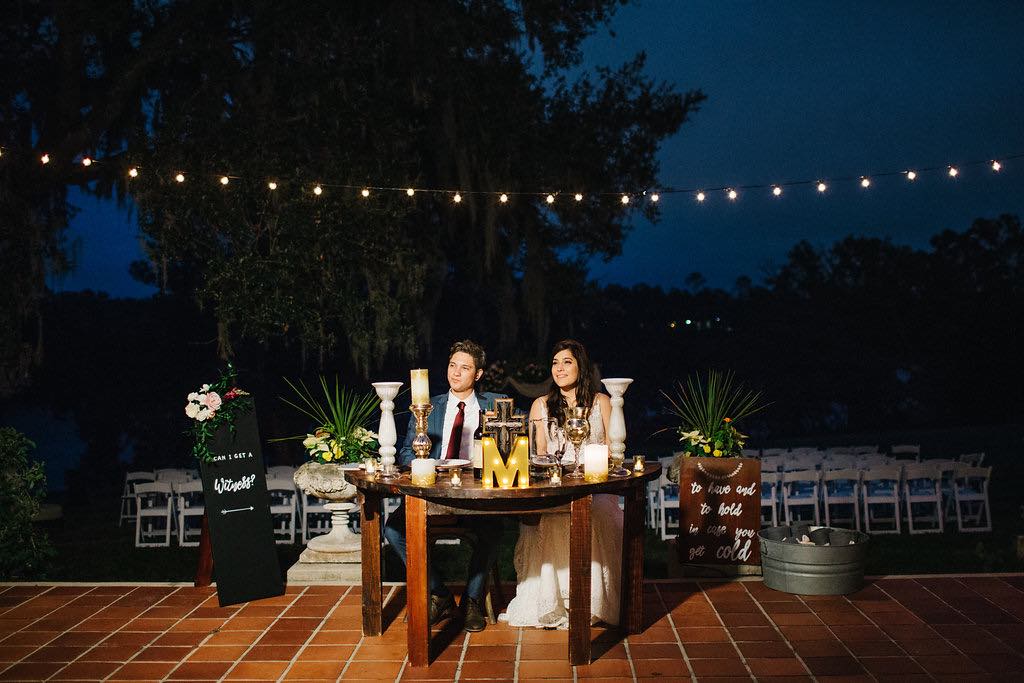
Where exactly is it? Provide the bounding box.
[502,339,622,628]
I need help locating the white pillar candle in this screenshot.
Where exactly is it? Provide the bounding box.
[410,458,436,487]
[583,444,609,482]
[410,369,430,405]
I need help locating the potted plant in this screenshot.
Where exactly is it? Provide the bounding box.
[662,370,767,567]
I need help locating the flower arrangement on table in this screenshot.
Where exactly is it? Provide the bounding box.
[275,377,380,465]
[662,370,766,478]
[184,364,253,462]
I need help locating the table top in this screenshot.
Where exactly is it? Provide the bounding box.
[344,462,661,503]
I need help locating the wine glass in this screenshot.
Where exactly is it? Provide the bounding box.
[529,418,555,469]
[562,405,591,479]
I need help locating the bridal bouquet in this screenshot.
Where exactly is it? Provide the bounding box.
[663,370,766,460]
[184,364,253,462]
[276,377,379,464]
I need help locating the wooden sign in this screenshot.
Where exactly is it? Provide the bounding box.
[198,408,285,606]
[676,457,761,565]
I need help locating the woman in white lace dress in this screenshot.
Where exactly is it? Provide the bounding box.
[502,339,621,628]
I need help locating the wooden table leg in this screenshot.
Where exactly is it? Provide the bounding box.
[568,494,592,666]
[193,513,213,587]
[620,484,645,634]
[405,495,429,667]
[360,490,383,636]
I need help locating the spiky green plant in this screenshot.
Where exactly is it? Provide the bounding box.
[274,377,380,464]
[662,370,767,459]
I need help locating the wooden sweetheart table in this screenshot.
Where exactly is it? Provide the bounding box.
[345,463,661,666]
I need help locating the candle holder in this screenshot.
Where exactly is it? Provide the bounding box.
[372,381,404,480]
[633,454,646,474]
[601,378,633,476]
[449,467,462,487]
[410,403,434,459]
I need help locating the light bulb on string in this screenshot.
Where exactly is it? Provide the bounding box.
[650,193,660,202]
[860,177,871,188]
[406,188,415,196]
[453,192,462,203]
[696,191,706,202]
[267,181,278,190]
[772,186,782,197]
[727,189,738,201]
[546,194,555,204]
[128,168,139,178]
[992,160,1002,172]
[220,176,230,185]
[906,170,917,181]
[81,157,92,167]
[499,193,508,203]
[574,193,583,202]
[361,188,370,197]
[175,173,185,183]
[817,181,827,193]
[948,166,959,178]
[620,194,630,204]
[41,154,50,164]
[313,184,323,195]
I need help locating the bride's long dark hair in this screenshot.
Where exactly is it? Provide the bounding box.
[545,339,597,426]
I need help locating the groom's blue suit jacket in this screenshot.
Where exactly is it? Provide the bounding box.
[397,391,507,465]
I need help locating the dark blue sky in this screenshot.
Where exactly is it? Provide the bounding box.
[52,0,1024,297]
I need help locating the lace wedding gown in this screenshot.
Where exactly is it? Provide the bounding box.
[502,400,622,628]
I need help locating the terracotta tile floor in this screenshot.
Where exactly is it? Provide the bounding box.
[1,576,1023,681]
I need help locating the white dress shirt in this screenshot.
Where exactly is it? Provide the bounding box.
[438,391,480,459]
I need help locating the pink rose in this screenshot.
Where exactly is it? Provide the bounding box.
[204,392,223,411]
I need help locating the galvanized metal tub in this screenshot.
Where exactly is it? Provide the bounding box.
[758,525,870,595]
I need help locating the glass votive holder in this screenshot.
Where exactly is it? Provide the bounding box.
[549,466,562,486]
[364,457,377,475]
[633,454,646,473]
[450,467,462,487]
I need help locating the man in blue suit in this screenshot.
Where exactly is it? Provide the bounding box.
[383,339,506,632]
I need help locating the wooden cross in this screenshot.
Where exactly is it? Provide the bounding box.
[482,398,527,457]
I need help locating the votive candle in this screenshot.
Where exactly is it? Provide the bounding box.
[450,467,462,487]
[410,458,436,486]
[583,444,609,482]
[633,454,646,473]
[364,458,377,475]
[410,368,430,405]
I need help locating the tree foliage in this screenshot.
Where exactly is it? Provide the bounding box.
[0,428,52,579]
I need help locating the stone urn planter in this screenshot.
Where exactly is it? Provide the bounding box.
[286,461,363,583]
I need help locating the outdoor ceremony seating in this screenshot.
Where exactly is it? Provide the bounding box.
[890,443,922,461]
[760,471,780,527]
[782,469,820,525]
[901,463,944,533]
[175,480,206,546]
[302,491,331,543]
[958,452,986,467]
[153,467,195,484]
[657,461,680,541]
[134,481,174,547]
[953,465,993,532]
[266,477,298,544]
[119,470,154,526]
[822,468,861,530]
[862,465,902,534]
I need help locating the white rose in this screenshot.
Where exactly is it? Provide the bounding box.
[200,384,210,392]
[302,435,318,449]
[195,407,209,422]
[187,392,200,402]
[185,402,200,419]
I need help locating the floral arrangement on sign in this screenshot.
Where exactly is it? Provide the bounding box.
[663,370,766,461]
[275,377,380,464]
[184,365,253,462]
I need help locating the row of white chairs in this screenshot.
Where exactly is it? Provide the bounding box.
[760,463,992,534]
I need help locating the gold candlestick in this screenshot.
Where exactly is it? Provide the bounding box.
[409,403,433,459]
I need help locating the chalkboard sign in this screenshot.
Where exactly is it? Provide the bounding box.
[677,457,761,566]
[199,408,284,606]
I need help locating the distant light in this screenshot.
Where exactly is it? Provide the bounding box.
[620,194,630,204]
[817,181,827,193]
[406,188,415,196]
[906,170,917,181]
[499,193,508,203]
[128,167,139,178]
[669,321,677,329]
[453,192,462,203]
[267,181,278,190]
[696,191,706,202]
[992,160,1002,172]
[361,188,370,197]
[685,319,692,325]
[220,176,230,185]
[40,154,50,164]
[650,193,660,202]
[574,193,583,202]
[175,173,185,183]
[81,157,92,167]
[948,166,959,178]
[313,184,323,195]
[727,189,738,200]
[772,186,782,196]
[860,177,871,188]
[546,194,555,204]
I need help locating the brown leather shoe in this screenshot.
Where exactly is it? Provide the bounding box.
[463,596,486,632]
[430,593,455,625]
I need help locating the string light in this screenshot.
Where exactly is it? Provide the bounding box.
[361,188,370,197]
[948,166,959,177]
[453,192,462,203]
[546,194,555,204]
[175,173,185,183]
[40,154,50,164]
[906,170,917,181]
[860,177,871,188]
[696,191,706,202]
[650,193,660,202]
[574,193,583,202]
[817,181,827,193]
[219,176,230,185]
[0,148,4,158]
[992,160,1002,172]
[313,184,323,195]
[727,189,738,200]
[620,194,629,204]
[499,193,508,203]
[128,168,139,178]
[267,181,277,190]
[772,186,782,196]
[81,157,92,167]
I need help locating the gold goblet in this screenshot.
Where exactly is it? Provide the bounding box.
[562,405,590,479]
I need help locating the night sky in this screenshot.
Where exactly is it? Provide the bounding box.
[52,1,1024,297]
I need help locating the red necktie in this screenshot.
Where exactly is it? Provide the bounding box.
[444,401,466,460]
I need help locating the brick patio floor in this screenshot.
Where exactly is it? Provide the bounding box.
[2,576,1023,682]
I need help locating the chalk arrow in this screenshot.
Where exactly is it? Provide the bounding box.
[221,506,255,515]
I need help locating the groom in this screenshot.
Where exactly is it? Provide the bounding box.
[384,339,506,632]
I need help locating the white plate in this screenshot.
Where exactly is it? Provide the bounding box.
[338,463,363,470]
[435,459,471,469]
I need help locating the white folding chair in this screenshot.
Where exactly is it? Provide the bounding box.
[302,492,332,542]
[741,448,761,458]
[267,465,296,480]
[760,472,779,527]
[266,477,297,544]
[823,453,856,470]
[902,463,943,534]
[852,445,880,456]
[953,465,992,532]
[175,480,206,546]
[658,467,680,540]
[119,471,154,526]
[135,481,174,547]
[760,455,783,473]
[862,466,902,534]
[823,468,861,530]
[782,470,820,525]
[958,452,986,467]
[889,444,921,461]
[154,468,192,484]
[761,448,787,458]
